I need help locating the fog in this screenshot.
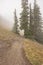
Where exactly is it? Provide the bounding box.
[0,0,43,30]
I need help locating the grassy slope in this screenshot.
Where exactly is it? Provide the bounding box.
[0,28,17,47]
[0,27,16,40]
[23,39,43,65]
[0,28,43,65]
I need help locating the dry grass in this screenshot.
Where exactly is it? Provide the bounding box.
[23,39,43,65]
[0,28,16,41]
[0,28,17,48]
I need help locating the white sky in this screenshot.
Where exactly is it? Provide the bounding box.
[0,0,21,22]
[0,0,43,29]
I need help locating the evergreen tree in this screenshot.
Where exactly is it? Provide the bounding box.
[33,0,41,38]
[29,3,34,36]
[13,9,18,34]
[20,0,29,38]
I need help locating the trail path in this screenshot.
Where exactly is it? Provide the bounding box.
[0,37,32,65]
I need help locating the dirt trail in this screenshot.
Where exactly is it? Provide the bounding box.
[0,37,32,65]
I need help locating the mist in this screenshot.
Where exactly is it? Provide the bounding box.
[0,0,43,30]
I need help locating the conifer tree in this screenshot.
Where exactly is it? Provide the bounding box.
[20,0,29,38]
[29,3,34,36]
[33,0,41,38]
[13,9,18,34]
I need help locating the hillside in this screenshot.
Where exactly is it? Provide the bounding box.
[24,39,43,65]
[0,28,32,65]
[0,28,43,65]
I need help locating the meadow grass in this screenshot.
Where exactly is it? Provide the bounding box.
[23,39,43,65]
